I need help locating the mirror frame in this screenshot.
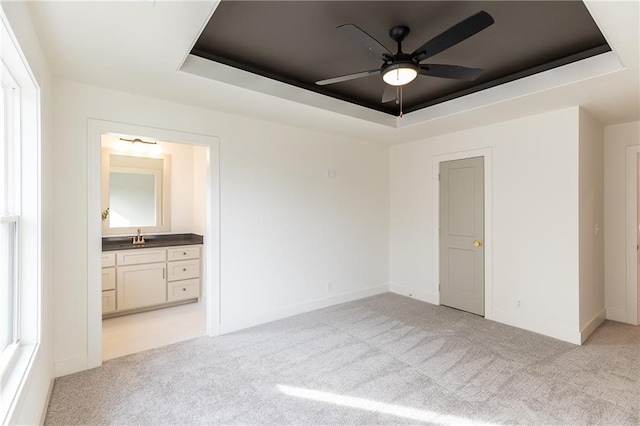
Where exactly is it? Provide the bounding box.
[101,148,172,235]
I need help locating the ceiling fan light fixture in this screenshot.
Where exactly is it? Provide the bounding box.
[382,62,418,86]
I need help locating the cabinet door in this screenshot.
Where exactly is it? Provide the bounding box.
[102,267,116,291]
[116,262,167,311]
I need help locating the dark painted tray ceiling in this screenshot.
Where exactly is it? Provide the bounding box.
[191,1,610,116]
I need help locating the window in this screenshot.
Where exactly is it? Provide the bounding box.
[0,58,20,372]
[0,8,41,424]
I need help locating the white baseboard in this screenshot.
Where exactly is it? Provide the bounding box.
[492,309,581,345]
[38,367,56,425]
[389,289,581,345]
[605,307,627,323]
[580,309,606,344]
[219,285,389,335]
[389,284,439,305]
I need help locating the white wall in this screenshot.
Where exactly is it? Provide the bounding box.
[218,125,389,329]
[604,120,640,322]
[52,79,389,375]
[390,107,582,343]
[578,108,605,340]
[162,141,201,234]
[1,2,54,425]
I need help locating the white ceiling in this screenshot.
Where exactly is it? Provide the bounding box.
[26,1,640,144]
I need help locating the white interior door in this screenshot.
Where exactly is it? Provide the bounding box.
[440,157,485,316]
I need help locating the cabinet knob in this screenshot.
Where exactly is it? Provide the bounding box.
[182,288,186,292]
[183,252,186,255]
[182,268,187,272]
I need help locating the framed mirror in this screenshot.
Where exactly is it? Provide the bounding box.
[101,149,171,235]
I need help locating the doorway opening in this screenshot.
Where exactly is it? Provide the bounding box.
[100,134,209,360]
[87,119,220,369]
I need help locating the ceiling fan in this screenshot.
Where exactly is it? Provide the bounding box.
[315,11,495,115]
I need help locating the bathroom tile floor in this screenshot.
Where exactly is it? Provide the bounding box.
[102,301,207,361]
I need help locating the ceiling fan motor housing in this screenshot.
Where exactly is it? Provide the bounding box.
[381,26,419,86]
[389,25,410,43]
[382,51,419,86]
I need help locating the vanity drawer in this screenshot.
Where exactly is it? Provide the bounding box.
[167,246,200,261]
[167,259,199,281]
[167,279,200,302]
[101,252,116,268]
[102,290,116,314]
[102,267,116,291]
[117,249,166,266]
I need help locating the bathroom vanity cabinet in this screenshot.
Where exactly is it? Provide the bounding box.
[101,235,203,317]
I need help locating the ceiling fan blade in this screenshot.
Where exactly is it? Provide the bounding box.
[411,11,494,63]
[338,24,393,61]
[381,85,397,103]
[419,64,484,80]
[316,69,381,86]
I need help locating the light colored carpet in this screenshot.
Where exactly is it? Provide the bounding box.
[45,293,640,425]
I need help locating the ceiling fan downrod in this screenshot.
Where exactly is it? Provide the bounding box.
[389,25,410,54]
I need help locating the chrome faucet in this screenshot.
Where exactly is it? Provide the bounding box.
[132,228,146,245]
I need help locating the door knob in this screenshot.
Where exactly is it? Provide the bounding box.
[473,240,483,247]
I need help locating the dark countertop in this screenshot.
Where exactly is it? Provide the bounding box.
[102,233,203,252]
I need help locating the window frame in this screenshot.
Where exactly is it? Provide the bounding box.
[0,58,21,380]
[0,7,42,424]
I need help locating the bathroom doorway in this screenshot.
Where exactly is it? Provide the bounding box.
[87,119,220,369]
[100,134,209,360]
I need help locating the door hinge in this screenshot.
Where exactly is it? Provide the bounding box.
[438,173,440,181]
[438,284,441,292]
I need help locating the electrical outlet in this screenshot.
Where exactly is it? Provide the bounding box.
[516,299,523,310]
[327,281,333,291]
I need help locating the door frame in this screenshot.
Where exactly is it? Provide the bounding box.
[625,146,640,325]
[87,119,221,369]
[433,148,493,320]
